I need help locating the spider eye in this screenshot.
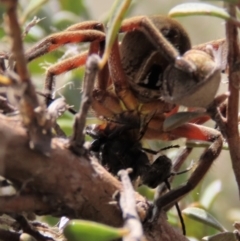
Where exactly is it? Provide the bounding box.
[162,28,178,39]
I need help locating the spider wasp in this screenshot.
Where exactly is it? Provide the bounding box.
[86,110,189,234]
[86,112,176,187]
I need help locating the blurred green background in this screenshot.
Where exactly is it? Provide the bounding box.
[0,1,236,240]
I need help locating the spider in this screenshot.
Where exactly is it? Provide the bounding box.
[14,14,224,216]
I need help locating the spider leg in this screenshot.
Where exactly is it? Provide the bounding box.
[43,39,103,105]
[120,16,195,73]
[44,51,88,104]
[25,22,106,105]
[65,21,104,32]
[108,39,139,110]
[154,124,223,210]
[25,21,105,62]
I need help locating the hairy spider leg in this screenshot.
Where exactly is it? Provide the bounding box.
[25,21,105,62]
[25,22,106,104]
[120,15,195,73]
[154,124,223,210]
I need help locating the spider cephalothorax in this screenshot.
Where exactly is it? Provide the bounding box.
[119,15,191,102]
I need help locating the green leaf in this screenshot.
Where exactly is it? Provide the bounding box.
[163,111,206,131]
[99,0,131,68]
[63,220,129,241]
[137,185,155,200]
[186,140,229,151]
[200,180,222,209]
[57,114,74,136]
[182,207,226,232]
[168,3,231,20]
[203,232,239,241]
[202,0,239,3]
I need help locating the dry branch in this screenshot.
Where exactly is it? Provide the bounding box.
[1,0,52,154]
[225,4,240,196]
[0,115,188,241]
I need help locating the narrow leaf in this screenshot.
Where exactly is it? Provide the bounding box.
[182,207,226,232]
[200,180,222,209]
[163,111,206,131]
[169,3,230,20]
[99,0,131,68]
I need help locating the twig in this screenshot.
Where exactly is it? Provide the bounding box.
[0,57,6,73]
[118,169,145,241]
[1,0,52,154]
[16,215,53,241]
[69,54,100,155]
[225,4,240,196]
[22,16,45,39]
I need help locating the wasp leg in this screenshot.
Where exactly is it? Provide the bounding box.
[165,180,186,236]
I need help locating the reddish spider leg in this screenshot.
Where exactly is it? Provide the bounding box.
[154,125,223,212]
[24,21,106,104]
[105,16,223,210]
[120,16,195,73]
[25,21,105,62]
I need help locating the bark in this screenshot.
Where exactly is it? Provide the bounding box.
[0,115,188,241]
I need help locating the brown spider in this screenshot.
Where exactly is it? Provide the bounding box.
[18,14,224,212]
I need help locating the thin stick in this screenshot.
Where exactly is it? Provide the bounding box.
[225,4,240,197]
[1,0,52,154]
[16,215,53,241]
[0,96,16,114]
[118,169,145,241]
[69,54,100,155]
